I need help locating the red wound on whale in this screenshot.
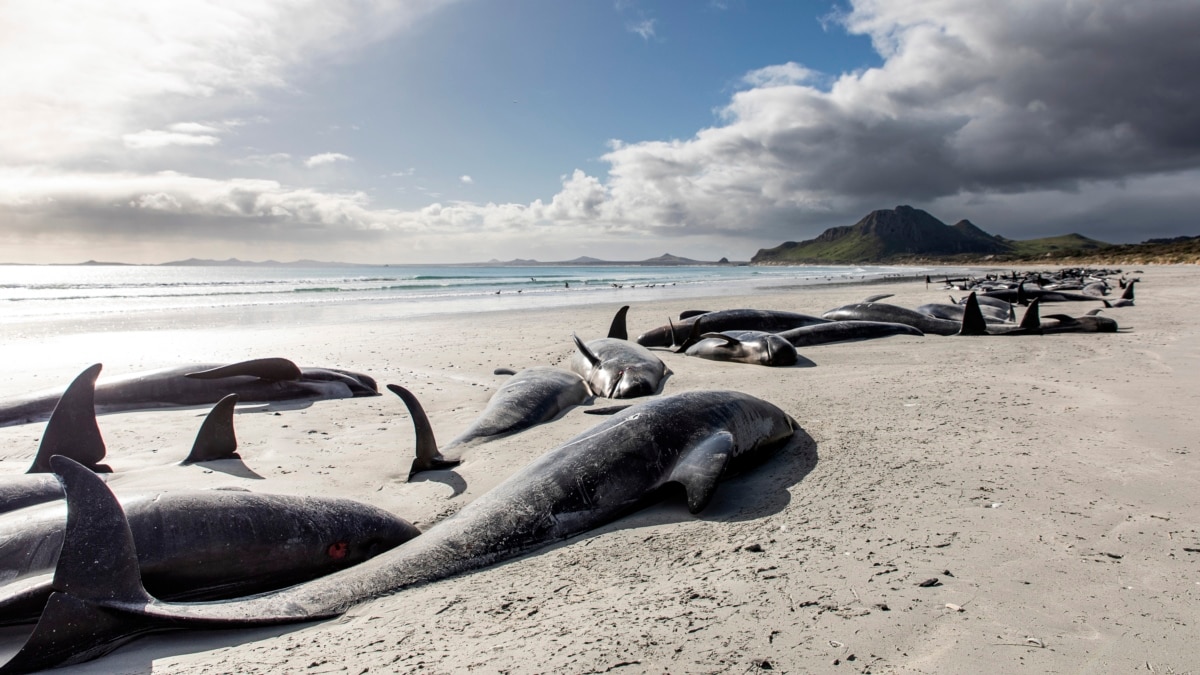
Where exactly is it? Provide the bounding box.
[327,541,349,559]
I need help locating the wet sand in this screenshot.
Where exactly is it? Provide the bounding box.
[0,265,1196,674]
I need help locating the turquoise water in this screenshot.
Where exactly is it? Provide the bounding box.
[0,263,935,337]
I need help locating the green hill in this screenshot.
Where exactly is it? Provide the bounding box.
[752,206,1011,263]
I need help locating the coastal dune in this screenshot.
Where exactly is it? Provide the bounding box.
[0,266,1196,673]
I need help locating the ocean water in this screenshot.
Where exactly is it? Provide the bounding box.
[0,263,933,339]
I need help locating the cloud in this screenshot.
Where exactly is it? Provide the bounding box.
[304,152,353,168]
[460,175,473,184]
[234,152,293,166]
[5,0,1200,263]
[579,0,1200,241]
[627,18,656,40]
[0,0,455,164]
[123,129,222,149]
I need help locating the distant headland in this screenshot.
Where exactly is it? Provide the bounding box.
[752,205,1200,265]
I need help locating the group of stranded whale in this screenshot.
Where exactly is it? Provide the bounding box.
[0,267,1138,672]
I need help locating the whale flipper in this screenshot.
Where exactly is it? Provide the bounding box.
[388,385,460,479]
[184,358,302,382]
[700,332,741,346]
[28,364,107,474]
[668,432,734,513]
[181,394,240,464]
[572,334,601,366]
[862,293,894,303]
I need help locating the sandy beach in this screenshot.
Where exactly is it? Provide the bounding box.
[1,265,1197,674]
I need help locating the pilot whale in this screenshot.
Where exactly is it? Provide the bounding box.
[0,358,378,428]
[569,307,670,399]
[3,389,799,673]
[0,485,421,626]
[637,309,829,348]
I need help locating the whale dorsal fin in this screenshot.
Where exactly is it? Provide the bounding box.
[29,364,107,474]
[607,306,630,340]
[572,334,600,367]
[668,431,734,513]
[1019,299,1042,330]
[1120,279,1136,301]
[387,385,460,480]
[957,293,988,336]
[184,358,302,381]
[182,394,240,464]
[1086,309,1104,316]
[1,456,157,674]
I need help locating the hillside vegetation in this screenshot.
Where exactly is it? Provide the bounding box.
[752,206,1199,264]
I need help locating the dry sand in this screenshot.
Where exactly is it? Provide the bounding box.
[1,265,1197,674]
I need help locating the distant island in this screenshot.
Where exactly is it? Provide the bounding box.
[752,205,1200,265]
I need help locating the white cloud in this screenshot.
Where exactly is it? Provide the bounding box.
[304,152,353,168]
[0,0,456,164]
[168,122,222,134]
[580,0,1200,241]
[234,152,292,166]
[123,129,221,149]
[741,62,818,88]
[460,175,473,184]
[627,18,656,40]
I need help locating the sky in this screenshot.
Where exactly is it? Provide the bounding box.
[2,0,1198,265]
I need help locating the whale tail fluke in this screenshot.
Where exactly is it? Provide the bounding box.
[1,455,157,674]
[28,364,107,474]
[388,385,461,480]
[181,394,240,464]
[1121,279,1136,301]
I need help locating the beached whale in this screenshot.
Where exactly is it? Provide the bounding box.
[570,335,671,398]
[636,310,830,348]
[445,368,590,449]
[0,483,421,626]
[404,367,591,478]
[955,294,1042,336]
[682,331,800,367]
[916,302,1012,324]
[2,389,799,673]
[822,301,963,336]
[775,320,924,346]
[0,357,379,428]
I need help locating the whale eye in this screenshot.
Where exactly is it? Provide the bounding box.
[327,541,349,559]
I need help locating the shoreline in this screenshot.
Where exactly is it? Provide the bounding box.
[1,265,1196,673]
